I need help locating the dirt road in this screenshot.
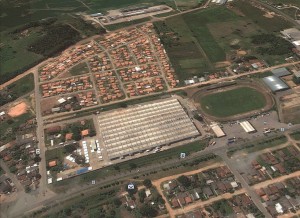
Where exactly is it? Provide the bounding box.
[152,163,223,218]
[252,170,300,190]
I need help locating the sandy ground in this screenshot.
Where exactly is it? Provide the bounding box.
[7,102,28,117]
[237,50,247,56]
[214,61,231,68]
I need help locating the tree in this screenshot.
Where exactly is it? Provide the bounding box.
[25,186,31,193]
[140,204,158,217]
[143,179,152,188]
[129,163,137,169]
[34,156,41,162]
[113,165,120,171]
[113,198,122,208]
[9,166,18,173]
[177,175,191,188]
[138,189,146,203]
[89,129,96,137]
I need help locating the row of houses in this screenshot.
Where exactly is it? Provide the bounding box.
[40,76,93,98]
[39,41,102,81]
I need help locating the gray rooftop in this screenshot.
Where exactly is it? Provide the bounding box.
[97,98,200,159]
[262,76,289,92]
[271,67,291,77]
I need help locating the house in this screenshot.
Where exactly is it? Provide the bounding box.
[65,133,73,141]
[203,187,214,198]
[178,197,186,206]
[171,198,180,208]
[81,129,89,137]
[48,160,57,167]
[0,176,13,194]
[185,196,193,204]
[46,126,61,134]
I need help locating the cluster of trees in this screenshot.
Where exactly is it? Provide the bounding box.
[251,34,294,55]
[27,24,80,57]
[177,175,191,188]
[9,18,58,35]
[61,122,96,142]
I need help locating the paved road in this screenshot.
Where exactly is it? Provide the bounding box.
[33,70,48,197]
[41,60,300,123]
[216,151,272,218]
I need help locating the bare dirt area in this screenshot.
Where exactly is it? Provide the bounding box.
[190,80,275,122]
[7,102,28,117]
[237,50,247,56]
[41,97,59,115]
[263,12,275,18]
[214,61,231,68]
[280,88,300,124]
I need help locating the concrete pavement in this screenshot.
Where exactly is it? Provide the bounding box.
[215,150,272,218]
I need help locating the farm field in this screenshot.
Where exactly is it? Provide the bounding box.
[154,2,295,83]
[268,0,300,7]
[199,87,267,117]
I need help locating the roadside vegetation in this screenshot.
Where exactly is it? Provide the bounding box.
[227,135,288,157]
[105,18,151,31]
[0,73,34,107]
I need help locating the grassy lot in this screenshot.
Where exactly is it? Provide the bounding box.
[199,87,266,117]
[69,62,89,76]
[268,0,300,7]
[232,0,293,32]
[0,111,35,145]
[105,17,151,31]
[7,73,35,97]
[182,7,240,62]
[290,131,300,141]
[228,135,287,157]
[0,31,44,78]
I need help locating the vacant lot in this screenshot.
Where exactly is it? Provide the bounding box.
[199,87,266,117]
[232,0,293,32]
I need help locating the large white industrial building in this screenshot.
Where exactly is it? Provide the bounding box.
[97,98,200,160]
[240,121,256,133]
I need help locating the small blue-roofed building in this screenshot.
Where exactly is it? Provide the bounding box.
[262,76,289,92]
[77,167,89,175]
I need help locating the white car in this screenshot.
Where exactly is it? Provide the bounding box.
[36,149,41,155]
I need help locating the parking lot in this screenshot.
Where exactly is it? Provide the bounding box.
[209,111,290,149]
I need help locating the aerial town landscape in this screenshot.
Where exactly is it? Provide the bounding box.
[1,0,300,217]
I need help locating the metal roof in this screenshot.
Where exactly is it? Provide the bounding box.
[262,76,289,92]
[271,67,291,77]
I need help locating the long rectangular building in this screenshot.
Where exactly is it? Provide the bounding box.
[210,123,226,138]
[240,121,256,133]
[97,98,200,160]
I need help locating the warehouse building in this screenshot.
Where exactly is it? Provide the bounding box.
[97,98,200,160]
[271,68,291,77]
[210,123,226,138]
[262,76,289,92]
[240,121,256,133]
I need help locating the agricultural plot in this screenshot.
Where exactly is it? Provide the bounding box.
[155,3,295,82]
[199,87,267,118]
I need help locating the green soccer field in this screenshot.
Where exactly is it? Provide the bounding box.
[199,87,267,117]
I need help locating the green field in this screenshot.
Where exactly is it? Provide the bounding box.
[233,0,293,32]
[199,87,266,117]
[69,62,89,76]
[7,73,35,97]
[105,17,151,31]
